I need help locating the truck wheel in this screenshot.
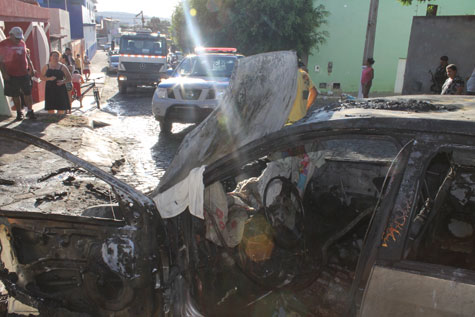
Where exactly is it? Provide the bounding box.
[119,83,127,94]
[159,119,172,134]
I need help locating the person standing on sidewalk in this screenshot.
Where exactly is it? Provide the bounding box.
[71,70,84,108]
[0,27,37,120]
[61,48,75,73]
[83,55,91,81]
[441,64,464,95]
[40,51,71,114]
[361,58,375,98]
[61,48,75,109]
[75,54,82,74]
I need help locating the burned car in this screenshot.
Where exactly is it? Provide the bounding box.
[1,50,475,316]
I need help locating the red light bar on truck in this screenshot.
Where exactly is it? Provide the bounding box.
[194,47,238,54]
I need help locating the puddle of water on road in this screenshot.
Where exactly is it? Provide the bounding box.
[97,102,193,194]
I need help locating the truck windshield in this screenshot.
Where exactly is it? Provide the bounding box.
[119,37,166,56]
[176,55,237,78]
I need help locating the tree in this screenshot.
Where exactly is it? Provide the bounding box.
[147,17,161,32]
[170,0,328,58]
[171,2,195,53]
[146,17,172,36]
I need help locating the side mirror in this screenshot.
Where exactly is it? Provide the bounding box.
[167,69,175,77]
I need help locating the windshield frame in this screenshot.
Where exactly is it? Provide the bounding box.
[175,55,238,79]
[119,36,167,56]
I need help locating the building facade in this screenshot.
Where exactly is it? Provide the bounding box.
[37,0,97,58]
[308,0,475,96]
[48,8,71,52]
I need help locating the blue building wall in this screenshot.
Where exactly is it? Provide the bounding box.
[38,0,97,59]
[69,4,84,39]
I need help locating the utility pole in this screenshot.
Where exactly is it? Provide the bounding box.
[362,0,379,64]
[358,0,379,98]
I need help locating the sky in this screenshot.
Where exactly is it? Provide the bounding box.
[96,0,181,19]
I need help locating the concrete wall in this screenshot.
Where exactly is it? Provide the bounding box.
[49,8,71,52]
[402,15,475,95]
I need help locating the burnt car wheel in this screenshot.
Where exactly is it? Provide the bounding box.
[83,268,135,311]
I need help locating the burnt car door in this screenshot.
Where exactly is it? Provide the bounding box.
[359,132,475,316]
[163,120,411,316]
[0,128,168,316]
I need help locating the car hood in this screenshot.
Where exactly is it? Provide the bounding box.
[298,95,475,125]
[158,76,230,89]
[151,51,297,213]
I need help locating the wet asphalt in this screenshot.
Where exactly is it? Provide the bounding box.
[94,59,194,194]
[0,51,194,215]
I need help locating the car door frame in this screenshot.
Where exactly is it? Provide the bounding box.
[355,132,475,315]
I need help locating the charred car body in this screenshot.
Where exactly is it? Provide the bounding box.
[1,51,475,316]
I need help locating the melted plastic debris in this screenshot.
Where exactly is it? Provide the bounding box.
[326,99,458,113]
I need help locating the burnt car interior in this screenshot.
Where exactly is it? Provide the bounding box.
[0,130,164,316]
[407,149,475,271]
[169,136,401,316]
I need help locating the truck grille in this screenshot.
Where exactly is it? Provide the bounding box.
[122,62,163,73]
[180,89,202,100]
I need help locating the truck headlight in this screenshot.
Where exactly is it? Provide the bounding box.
[118,75,127,81]
[157,88,167,98]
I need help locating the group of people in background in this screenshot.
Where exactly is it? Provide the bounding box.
[0,26,92,118]
[362,55,475,98]
[433,55,475,95]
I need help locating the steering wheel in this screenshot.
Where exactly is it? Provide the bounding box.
[263,176,306,250]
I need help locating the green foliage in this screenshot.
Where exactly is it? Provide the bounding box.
[170,0,328,57]
[170,2,195,53]
[146,17,171,35]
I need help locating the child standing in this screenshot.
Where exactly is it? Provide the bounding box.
[72,70,84,108]
[83,55,91,81]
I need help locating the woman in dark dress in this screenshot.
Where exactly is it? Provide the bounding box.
[40,50,71,114]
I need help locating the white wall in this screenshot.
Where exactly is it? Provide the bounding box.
[82,0,96,25]
[49,8,71,52]
[83,24,96,58]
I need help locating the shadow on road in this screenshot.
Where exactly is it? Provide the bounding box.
[150,125,195,173]
[0,114,79,155]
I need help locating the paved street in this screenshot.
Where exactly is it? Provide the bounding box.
[0,50,193,216]
[89,50,190,194]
